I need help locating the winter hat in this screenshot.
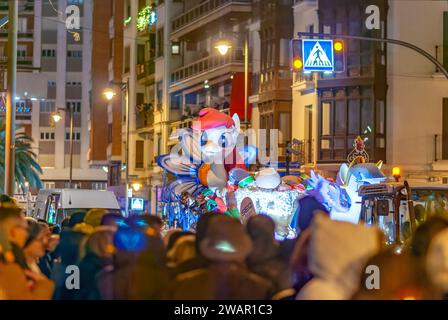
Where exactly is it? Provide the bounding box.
[84,209,107,228]
[298,213,382,300]
[101,213,126,228]
[246,215,278,264]
[426,228,448,294]
[192,107,235,130]
[167,234,196,266]
[199,214,252,263]
[246,214,275,240]
[68,211,87,228]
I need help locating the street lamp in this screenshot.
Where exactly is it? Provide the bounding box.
[103,88,116,101]
[104,81,130,216]
[51,105,75,189]
[214,34,250,129]
[214,41,232,56]
[132,182,142,192]
[51,111,63,123]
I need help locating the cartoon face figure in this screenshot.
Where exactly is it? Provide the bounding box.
[192,108,240,164]
[200,125,238,162]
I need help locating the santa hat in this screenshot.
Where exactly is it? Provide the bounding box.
[192,108,234,130]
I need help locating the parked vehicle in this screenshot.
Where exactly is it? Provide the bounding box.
[358,182,448,245]
[32,189,121,224]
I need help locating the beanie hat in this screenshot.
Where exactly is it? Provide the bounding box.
[192,108,234,130]
[199,215,252,263]
[84,208,107,228]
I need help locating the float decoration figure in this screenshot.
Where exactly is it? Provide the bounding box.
[307,136,386,224]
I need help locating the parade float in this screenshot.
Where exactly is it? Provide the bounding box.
[158,108,387,238]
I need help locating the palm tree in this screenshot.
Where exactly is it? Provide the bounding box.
[0,118,43,193]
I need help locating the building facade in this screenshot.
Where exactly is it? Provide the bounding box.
[1,0,108,192]
[120,0,256,214]
[292,0,448,182]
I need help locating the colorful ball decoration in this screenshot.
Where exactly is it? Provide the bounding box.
[255,167,281,189]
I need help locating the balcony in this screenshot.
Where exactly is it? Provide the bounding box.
[170,51,244,91]
[136,104,155,132]
[0,99,32,119]
[171,0,252,40]
[0,1,34,12]
[0,56,33,67]
[0,28,34,38]
[137,59,155,82]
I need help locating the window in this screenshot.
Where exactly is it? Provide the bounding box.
[18,17,27,33]
[66,82,82,86]
[135,140,144,169]
[171,42,180,55]
[48,80,56,86]
[170,94,181,110]
[156,28,164,58]
[137,44,145,64]
[40,131,55,141]
[66,132,81,141]
[124,46,130,73]
[17,49,26,57]
[319,86,377,162]
[67,50,82,58]
[156,81,163,106]
[42,49,56,57]
[40,100,56,113]
[92,182,107,190]
[44,182,56,189]
[66,101,81,113]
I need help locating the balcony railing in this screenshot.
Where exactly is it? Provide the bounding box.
[172,0,252,33]
[137,60,155,80]
[0,56,33,65]
[0,1,34,12]
[136,104,155,129]
[171,51,244,85]
[0,29,34,38]
[0,99,32,114]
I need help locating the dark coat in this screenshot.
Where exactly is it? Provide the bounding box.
[98,236,170,300]
[73,252,111,300]
[163,262,273,300]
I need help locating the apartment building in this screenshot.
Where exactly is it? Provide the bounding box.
[1,0,108,191]
[292,0,388,177]
[292,0,448,182]
[120,0,255,214]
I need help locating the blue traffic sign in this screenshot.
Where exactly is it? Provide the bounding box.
[302,39,334,72]
[131,198,144,211]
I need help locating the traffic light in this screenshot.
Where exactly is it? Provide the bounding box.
[291,39,303,71]
[333,39,346,73]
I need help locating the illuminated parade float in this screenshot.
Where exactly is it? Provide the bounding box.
[157,108,388,238]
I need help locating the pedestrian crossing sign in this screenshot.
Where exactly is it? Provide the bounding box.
[302,39,334,72]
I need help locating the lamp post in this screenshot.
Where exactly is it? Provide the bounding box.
[215,33,250,129]
[5,0,18,195]
[51,104,75,188]
[104,80,130,216]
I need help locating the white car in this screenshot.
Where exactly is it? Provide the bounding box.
[32,189,121,224]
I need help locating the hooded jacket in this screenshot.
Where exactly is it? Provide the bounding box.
[98,232,170,300]
[296,214,382,300]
